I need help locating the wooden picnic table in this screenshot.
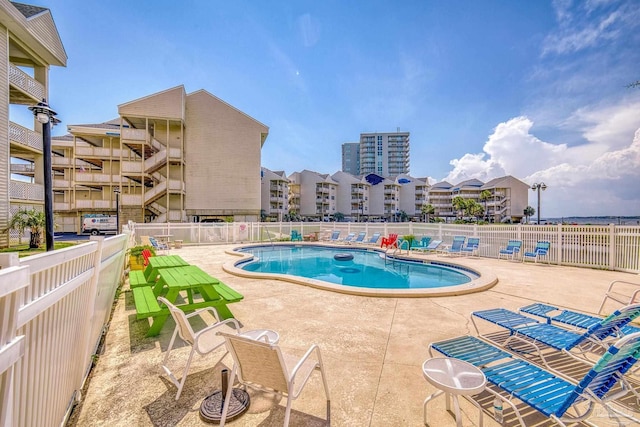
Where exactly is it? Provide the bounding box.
[133,265,244,337]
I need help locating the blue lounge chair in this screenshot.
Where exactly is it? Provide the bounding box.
[410,236,431,251]
[460,237,480,256]
[438,236,466,256]
[324,231,340,242]
[290,230,302,242]
[430,333,640,426]
[522,240,550,263]
[497,240,521,260]
[339,232,355,243]
[471,304,640,367]
[149,237,169,255]
[414,239,442,254]
[520,302,640,337]
[349,231,366,244]
[364,232,381,245]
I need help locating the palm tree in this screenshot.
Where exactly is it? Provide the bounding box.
[524,206,535,224]
[421,203,435,223]
[452,196,467,221]
[468,202,485,223]
[479,190,491,221]
[7,208,46,248]
[333,212,345,222]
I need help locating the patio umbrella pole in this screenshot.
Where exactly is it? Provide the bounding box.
[199,369,250,424]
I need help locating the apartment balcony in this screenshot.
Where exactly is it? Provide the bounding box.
[75,173,120,184]
[10,163,35,175]
[75,200,112,209]
[9,63,45,103]
[10,122,42,152]
[121,161,143,174]
[54,202,71,211]
[53,178,70,188]
[122,194,143,205]
[76,146,116,158]
[10,180,43,201]
[270,195,286,202]
[121,128,147,142]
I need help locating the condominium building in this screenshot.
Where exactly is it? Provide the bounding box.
[260,167,289,221]
[359,131,410,176]
[396,174,430,219]
[331,171,370,221]
[2,1,67,247]
[288,170,338,220]
[364,173,401,220]
[52,86,268,232]
[340,142,360,175]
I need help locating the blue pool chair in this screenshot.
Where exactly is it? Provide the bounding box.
[350,231,366,244]
[497,240,521,260]
[324,231,340,242]
[290,230,302,242]
[522,241,550,263]
[520,302,640,337]
[439,236,466,256]
[364,232,381,245]
[339,232,355,243]
[429,333,640,426]
[460,237,480,256]
[409,236,431,251]
[472,304,640,367]
[414,239,442,254]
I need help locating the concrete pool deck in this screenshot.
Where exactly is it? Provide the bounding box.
[69,244,640,427]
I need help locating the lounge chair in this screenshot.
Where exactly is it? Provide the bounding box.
[429,333,640,426]
[460,237,480,256]
[598,279,640,315]
[497,240,522,260]
[157,297,278,400]
[438,236,466,256]
[522,240,550,263]
[339,232,356,243]
[410,236,431,251]
[217,332,330,427]
[290,230,302,242]
[414,239,442,254]
[364,232,381,245]
[324,230,340,242]
[471,304,640,367]
[520,302,640,337]
[149,236,169,255]
[349,231,366,244]
[380,233,398,249]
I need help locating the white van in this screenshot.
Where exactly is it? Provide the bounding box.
[82,216,117,235]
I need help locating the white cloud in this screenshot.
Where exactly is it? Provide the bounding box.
[443,103,640,216]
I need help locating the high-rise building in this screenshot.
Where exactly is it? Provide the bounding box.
[341,142,360,175]
[359,131,409,176]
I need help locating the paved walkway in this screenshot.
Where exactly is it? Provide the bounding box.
[70,244,640,426]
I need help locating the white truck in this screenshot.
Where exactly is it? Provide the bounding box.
[81,216,117,235]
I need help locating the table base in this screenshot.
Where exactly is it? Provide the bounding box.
[200,388,250,424]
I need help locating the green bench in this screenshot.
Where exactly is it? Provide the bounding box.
[132,287,162,319]
[129,270,151,288]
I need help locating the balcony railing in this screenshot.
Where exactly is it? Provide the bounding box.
[9,180,43,201]
[121,128,147,141]
[9,63,45,101]
[9,122,42,152]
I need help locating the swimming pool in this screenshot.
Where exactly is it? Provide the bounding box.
[225,244,495,297]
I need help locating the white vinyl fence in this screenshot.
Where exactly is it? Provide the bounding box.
[0,234,128,427]
[133,222,640,273]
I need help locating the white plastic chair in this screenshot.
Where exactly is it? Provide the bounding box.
[217,331,331,427]
[157,297,278,400]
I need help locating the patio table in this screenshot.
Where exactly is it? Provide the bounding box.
[142,265,243,337]
[143,255,189,283]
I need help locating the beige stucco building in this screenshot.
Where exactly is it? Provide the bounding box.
[52,86,268,233]
[1,1,67,247]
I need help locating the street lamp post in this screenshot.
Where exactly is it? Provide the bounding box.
[531,182,547,225]
[29,99,60,251]
[114,187,121,234]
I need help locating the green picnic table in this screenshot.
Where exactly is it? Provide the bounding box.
[132,265,244,337]
[129,255,189,288]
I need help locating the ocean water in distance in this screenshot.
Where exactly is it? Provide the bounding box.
[544,216,640,225]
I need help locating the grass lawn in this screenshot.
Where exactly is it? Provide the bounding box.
[0,242,78,257]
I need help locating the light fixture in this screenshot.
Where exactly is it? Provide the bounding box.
[531,182,547,225]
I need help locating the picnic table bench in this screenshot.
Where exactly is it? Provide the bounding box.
[132,265,244,337]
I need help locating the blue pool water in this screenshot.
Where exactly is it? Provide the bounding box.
[236,245,478,289]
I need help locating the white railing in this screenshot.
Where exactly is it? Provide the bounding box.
[9,180,44,201]
[121,128,146,141]
[121,160,143,173]
[131,222,640,273]
[9,122,42,152]
[0,234,128,427]
[75,200,112,209]
[8,63,45,101]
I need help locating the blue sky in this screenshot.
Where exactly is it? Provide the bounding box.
[29,0,640,217]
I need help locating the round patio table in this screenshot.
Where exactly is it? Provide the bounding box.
[422,357,486,427]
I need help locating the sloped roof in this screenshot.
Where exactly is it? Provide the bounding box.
[12,2,46,17]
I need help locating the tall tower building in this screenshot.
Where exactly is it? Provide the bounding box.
[359,131,409,176]
[341,142,360,175]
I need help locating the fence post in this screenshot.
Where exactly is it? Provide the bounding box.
[84,237,105,381]
[557,223,563,265]
[609,224,616,270]
[0,265,30,427]
[0,253,20,269]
